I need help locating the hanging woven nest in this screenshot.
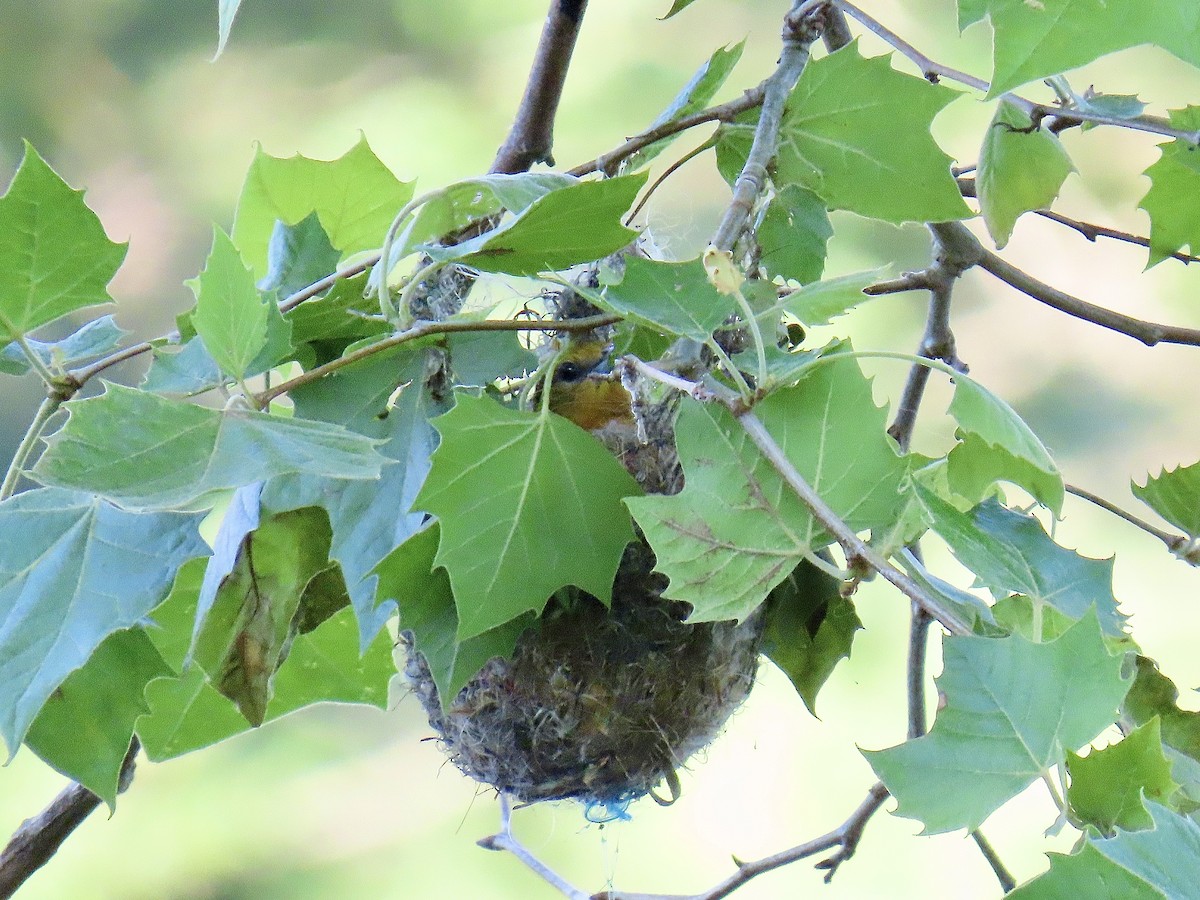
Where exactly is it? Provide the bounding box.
[403,286,762,807]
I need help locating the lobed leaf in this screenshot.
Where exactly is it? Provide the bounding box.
[1067,718,1177,835]
[33,383,388,511]
[1132,460,1200,540]
[866,611,1130,833]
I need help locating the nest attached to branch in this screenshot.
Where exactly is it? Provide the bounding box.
[403,282,762,808]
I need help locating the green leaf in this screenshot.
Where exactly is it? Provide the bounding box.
[33,383,388,510]
[232,137,414,278]
[374,522,530,709]
[24,628,171,806]
[866,611,1130,833]
[923,494,1126,637]
[724,43,970,225]
[261,347,444,646]
[775,271,880,328]
[0,143,127,343]
[661,0,701,18]
[624,41,745,171]
[414,392,640,641]
[948,374,1063,515]
[1141,108,1200,267]
[190,228,270,382]
[399,173,577,258]
[966,2,1200,97]
[1077,89,1147,125]
[946,430,1065,516]
[0,315,129,377]
[977,101,1074,249]
[284,272,388,346]
[424,174,647,276]
[1067,718,1177,835]
[138,605,394,761]
[0,488,206,755]
[756,185,832,285]
[601,256,736,341]
[192,504,341,725]
[1122,656,1200,815]
[1010,805,1200,899]
[258,211,342,298]
[759,560,860,715]
[139,337,224,396]
[1133,460,1200,540]
[447,327,538,387]
[629,358,906,623]
[214,0,244,59]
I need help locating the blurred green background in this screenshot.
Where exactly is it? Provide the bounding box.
[3,1,1200,898]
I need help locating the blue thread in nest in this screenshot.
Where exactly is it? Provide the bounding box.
[584,792,635,823]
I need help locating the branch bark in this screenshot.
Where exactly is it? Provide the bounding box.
[0,739,140,899]
[491,0,590,174]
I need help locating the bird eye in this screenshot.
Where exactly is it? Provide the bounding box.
[555,361,584,382]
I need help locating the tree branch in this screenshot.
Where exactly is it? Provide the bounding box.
[492,0,590,174]
[929,222,1200,348]
[1066,483,1200,564]
[0,738,140,899]
[710,0,825,252]
[833,0,1200,145]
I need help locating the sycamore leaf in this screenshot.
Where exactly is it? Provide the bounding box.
[232,137,414,278]
[374,522,530,710]
[601,256,736,341]
[261,347,443,647]
[759,560,860,715]
[399,173,576,258]
[1141,109,1200,268]
[773,271,880,329]
[1133,460,1200,540]
[284,272,388,346]
[257,211,342,298]
[661,0,701,18]
[629,358,906,623]
[414,392,640,641]
[963,1,1200,98]
[139,337,225,396]
[214,0,244,59]
[24,628,171,806]
[423,174,647,276]
[1067,719,1177,835]
[1122,656,1200,815]
[977,101,1074,249]
[866,611,1130,834]
[0,488,206,755]
[1010,805,1200,899]
[947,375,1063,514]
[717,43,970,225]
[922,493,1126,637]
[138,605,394,761]
[0,315,129,377]
[190,227,270,382]
[0,143,127,343]
[624,41,745,171]
[757,185,832,285]
[32,384,388,510]
[191,504,341,725]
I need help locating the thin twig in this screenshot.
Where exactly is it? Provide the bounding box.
[625,139,713,225]
[929,222,1200,348]
[710,0,824,252]
[0,395,62,501]
[0,738,140,899]
[956,177,1200,266]
[887,226,971,450]
[1066,483,1198,563]
[256,313,620,406]
[590,783,891,899]
[569,91,765,179]
[477,794,590,900]
[737,411,972,636]
[971,831,1017,893]
[907,603,932,740]
[833,0,1200,145]
[492,0,590,173]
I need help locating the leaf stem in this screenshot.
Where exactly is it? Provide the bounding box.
[10,333,61,388]
[0,396,62,501]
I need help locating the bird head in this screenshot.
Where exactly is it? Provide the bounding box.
[541,337,635,432]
